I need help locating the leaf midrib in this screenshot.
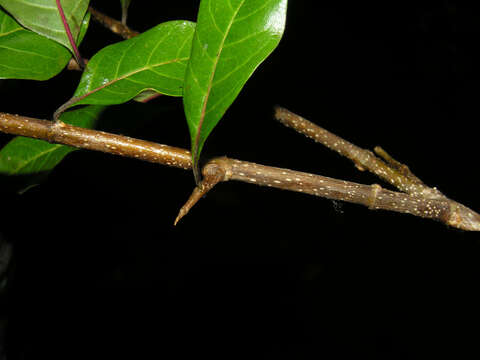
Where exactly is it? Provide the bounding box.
[78,57,189,100]
[193,0,246,159]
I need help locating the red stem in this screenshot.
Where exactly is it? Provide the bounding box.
[56,0,84,69]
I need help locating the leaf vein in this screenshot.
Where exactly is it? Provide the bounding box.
[194,0,246,158]
[146,27,173,65]
[8,144,65,174]
[0,44,56,59]
[81,57,189,98]
[209,42,272,110]
[234,0,276,23]
[208,0,224,35]
[113,39,138,80]
[0,27,23,37]
[14,0,56,10]
[223,29,267,49]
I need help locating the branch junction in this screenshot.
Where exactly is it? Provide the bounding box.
[1,109,479,231]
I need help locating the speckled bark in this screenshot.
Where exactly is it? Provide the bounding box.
[0,113,191,169]
[1,111,479,230]
[274,106,446,200]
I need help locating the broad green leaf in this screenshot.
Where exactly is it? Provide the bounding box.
[0,105,106,193]
[66,20,195,108]
[183,0,288,177]
[0,0,89,54]
[0,9,90,80]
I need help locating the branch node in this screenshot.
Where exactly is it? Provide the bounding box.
[45,119,65,143]
[354,161,367,172]
[368,184,382,210]
[374,146,423,184]
[446,202,480,231]
[2,110,480,231]
[67,58,89,71]
[174,157,229,225]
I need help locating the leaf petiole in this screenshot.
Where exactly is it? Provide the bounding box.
[56,0,84,68]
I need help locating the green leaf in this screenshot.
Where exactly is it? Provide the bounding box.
[183,0,288,178]
[66,20,195,108]
[0,9,90,80]
[0,105,106,193]
[0,0,90,54]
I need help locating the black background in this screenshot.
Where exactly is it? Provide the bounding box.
[1,1,480,358]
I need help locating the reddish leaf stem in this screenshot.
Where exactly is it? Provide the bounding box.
[56,0,84,69]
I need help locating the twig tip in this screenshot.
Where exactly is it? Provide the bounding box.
[174,158,227,225]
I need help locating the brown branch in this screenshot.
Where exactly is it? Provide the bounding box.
[174,157,228,225]
[0,113,191,169]
[1,111,479,231]
[274,106,446,201]
[88,6,139,40]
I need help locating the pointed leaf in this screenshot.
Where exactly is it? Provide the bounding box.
[183,0,288,175]
[0,0,89,54]
[0,105,106,193]
[0,8,90,80]
[66,20,195,109]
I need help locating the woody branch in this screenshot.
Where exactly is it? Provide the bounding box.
[1,110,479,231]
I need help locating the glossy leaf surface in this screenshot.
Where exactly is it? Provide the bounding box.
[0,9,90,80]
[0,0,89,53]
[68,20,195,107]
[183,0,287,174]
[0,106,105,192]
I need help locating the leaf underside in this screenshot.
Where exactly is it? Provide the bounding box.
[0,0,89,53]
[0,9,90,80]
[183,0,288,178]
[68,20,195,108]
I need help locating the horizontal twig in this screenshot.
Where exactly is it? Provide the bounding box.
[175,156,480,230]
[1,111,479,231]
[0,113,191,169]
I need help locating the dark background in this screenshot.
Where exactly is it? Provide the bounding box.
[1,1,480,358]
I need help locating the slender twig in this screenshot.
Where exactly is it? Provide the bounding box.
[0,113,191,169]
[88,6,139,39]
[1,111,479,231]
[274,106,446,201]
